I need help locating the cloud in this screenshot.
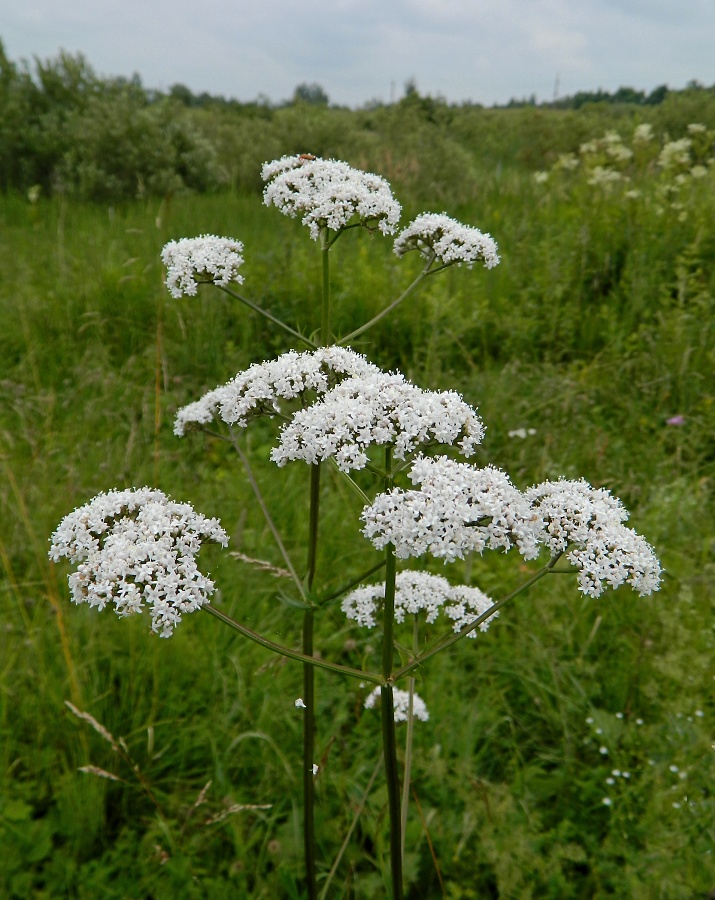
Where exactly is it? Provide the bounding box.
[3,0,715,106]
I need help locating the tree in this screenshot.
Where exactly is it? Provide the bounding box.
[293,82,329,106]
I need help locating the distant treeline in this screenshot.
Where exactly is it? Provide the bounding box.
[2,39,715,201]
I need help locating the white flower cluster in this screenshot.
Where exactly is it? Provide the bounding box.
[658,138,692,171]
[161,235,244,298]
[272,372,484,472]
[49,488,228,637]
[342,570,497,636]
[364,686,430,723]
[261,155,401,239]
[362,455,541,562]
[394,213,500,269]
[174,346,377,437]
[525,479,661,597]
[443,584,497,637]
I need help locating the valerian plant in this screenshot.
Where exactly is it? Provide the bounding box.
[50,154,661,900]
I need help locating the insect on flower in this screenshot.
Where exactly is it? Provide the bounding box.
[299,153,317,161]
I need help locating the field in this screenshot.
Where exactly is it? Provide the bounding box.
[1,104,715,899]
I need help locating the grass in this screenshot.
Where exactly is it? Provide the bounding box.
[1,144,714,898]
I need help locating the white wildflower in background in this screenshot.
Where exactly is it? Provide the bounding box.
[687,123,707,135]
[161,235,244,298]
[526,479,662,597]
[364,686,430,723]
[658,138,692,171]
[394,213,500,269]
[49,488,228,637]
[272,371,484,471]
[362,455,541,562]
[174,346,378,437]
[261,154,401,239]
[633,123,654,144]
[295,698,306,709]
[587,167,625,188]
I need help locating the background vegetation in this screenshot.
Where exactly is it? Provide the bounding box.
[1,41,714,898]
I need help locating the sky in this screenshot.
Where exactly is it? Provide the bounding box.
[2,0,714,108]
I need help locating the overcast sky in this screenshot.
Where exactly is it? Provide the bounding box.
[3,0,714,107]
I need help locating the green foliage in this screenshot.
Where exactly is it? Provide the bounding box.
[1,89,714,898]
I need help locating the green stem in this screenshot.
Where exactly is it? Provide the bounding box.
[380,447,403,899]
[400,618,419,862]
[203,605,381,684]
[337,257,433,346]
[390,553,564,684]
[303,463,321,900]
[320,228,331,344]
[319,559,387,605]
[302,223,331,900]
[215,285,317,348]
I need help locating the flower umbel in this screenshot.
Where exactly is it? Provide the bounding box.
[49,488,228,637]
[161,235,244,299]
[394,213,500,269]
[362,455,541,561]
[526,479,662,597]
[174,346,378,437]
[272,371,484,472]
[342,570,497,635]
[261,154,401,239]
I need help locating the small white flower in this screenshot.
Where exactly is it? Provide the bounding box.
[364,686,430,723]
[695,709,704,718]
[311,764,319,776]
[295,698,306,709]
[622,772,631,779]
[262,155,401,239]
[599,746,609,755]
[612,769,621,777]
[394,212,499,270]
[669,765,679,773]
[672,802,681,809]
[161,235,244,298]
[586,717,594,725]
[636,718,644,725]
[49,488,228,637]
[602,797,612,806]
[615,712,624,719]
[605,777,615,785]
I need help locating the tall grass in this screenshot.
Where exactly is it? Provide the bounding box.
[1,142,714,898]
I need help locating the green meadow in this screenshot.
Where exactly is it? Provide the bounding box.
[1,85,715,898]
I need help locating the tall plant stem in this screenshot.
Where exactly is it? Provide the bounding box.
[320,228,331,343]
[337,258,433,346]
[303,463,321,900]
[380,447,403,899]
[303,231,331,900]
[400,619,419,862]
